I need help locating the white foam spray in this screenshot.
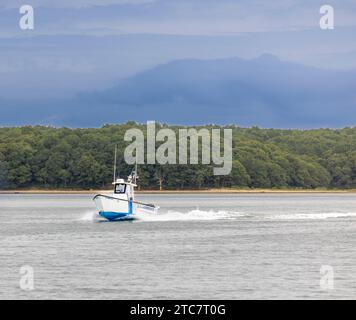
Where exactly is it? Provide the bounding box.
[79,211,100,222]
[268,212,356,220]
[135,209,243,222]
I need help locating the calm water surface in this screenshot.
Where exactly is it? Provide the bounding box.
[1,193,356,299]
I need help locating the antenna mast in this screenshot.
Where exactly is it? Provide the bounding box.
[113,145,117,183]
[134,161,138,184]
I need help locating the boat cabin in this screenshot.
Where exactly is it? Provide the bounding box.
[112,178,136,201]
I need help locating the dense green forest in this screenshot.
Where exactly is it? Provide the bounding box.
[0,123,355,190]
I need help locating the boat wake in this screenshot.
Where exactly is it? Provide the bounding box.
[135,209,243,222]
[268,212,356,220]
[136,210,356,222]
[79,210,356,222]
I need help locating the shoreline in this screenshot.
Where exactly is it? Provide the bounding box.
[1,189,356,195]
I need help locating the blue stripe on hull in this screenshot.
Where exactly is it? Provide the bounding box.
[99,211,134,221]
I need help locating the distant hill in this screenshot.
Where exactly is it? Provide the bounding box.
[1,55,356,127]
[79,54,356,128]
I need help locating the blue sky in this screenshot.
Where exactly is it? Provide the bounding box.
[0,1,355,127]
[1,0,356,36]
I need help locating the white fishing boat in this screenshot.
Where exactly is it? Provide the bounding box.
[93,148,158,221]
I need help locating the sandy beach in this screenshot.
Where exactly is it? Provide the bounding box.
[1,188,356,194]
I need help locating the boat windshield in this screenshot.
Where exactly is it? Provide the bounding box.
[114,183,126,194]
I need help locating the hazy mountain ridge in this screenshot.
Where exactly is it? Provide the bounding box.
[78,54,356,127]
[1,55,356,128]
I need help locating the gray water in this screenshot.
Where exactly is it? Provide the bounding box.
[1,193,356,300]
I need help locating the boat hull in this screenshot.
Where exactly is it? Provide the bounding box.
[94,195,134,221]
[99,211,134,221]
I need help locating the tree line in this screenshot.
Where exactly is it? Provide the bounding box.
[0,123,355,190]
